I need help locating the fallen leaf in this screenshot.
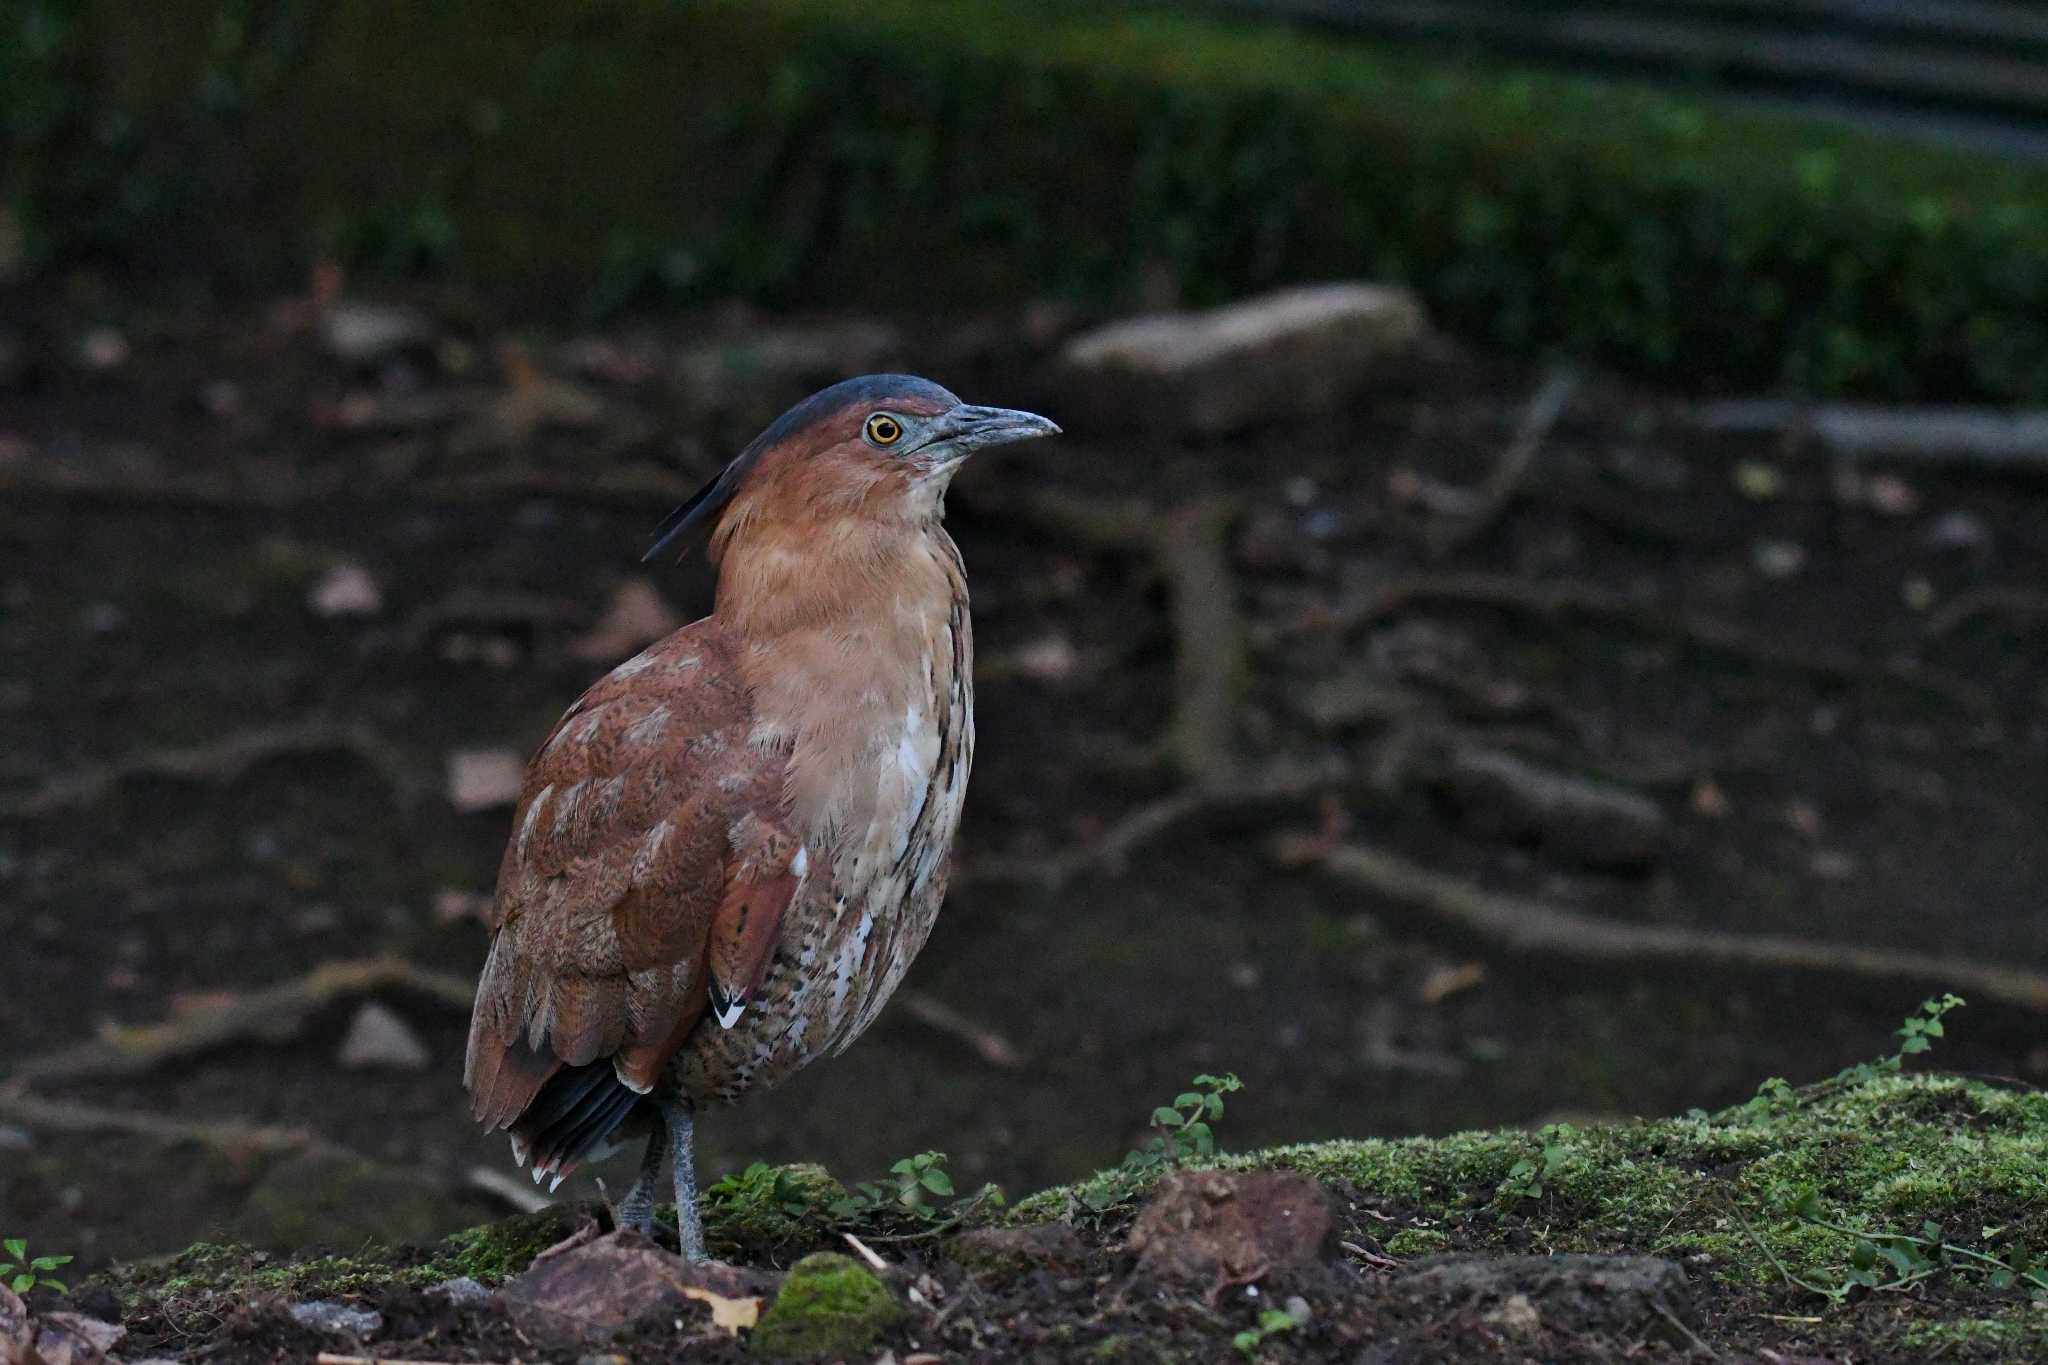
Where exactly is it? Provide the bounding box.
[1417,960,1487,1005]
[680,1285,761,1334]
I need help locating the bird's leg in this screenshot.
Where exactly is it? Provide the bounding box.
[613,1108,668,1235]
[661,1096,705,1260]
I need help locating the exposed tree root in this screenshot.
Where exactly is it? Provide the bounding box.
[1689,400,2048,469]
[7,957,474,1087]
[1427,365,1579,560]
[0,1084,345,1158]
[1,722,424,820]
[1300,840,2048,1014]
[1277,571,1993,714]
[990,487,1250,784]
[894,992,1028,1069]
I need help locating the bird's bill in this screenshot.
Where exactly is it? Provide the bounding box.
[916,404,1061,464]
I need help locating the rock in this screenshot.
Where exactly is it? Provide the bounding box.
[750,1252,902,1361]
[1126,1170,1336,1282]
[946,1223,1088,1278]
[31,1312,124,1365]
[569,579,681,663]
[307,562,384,618]
[288,1300,383,1339]
[76,328,129,373]
[227,1150,470,1251]
[1436,747,1667,869]
[1392,1254,1694,1342]
[428,1275,492,1307]
[321,301,432,366]
[0,1284,34,1365]
[1053,284,1428,435]
[336,1000,430,1071]
[446,749,525,812]
[498,1231,774,1348]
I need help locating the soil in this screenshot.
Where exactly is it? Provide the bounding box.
[1,285,2045,1360]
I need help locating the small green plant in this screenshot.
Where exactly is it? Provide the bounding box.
[1754,1192,2048,1305]
[1078,1073,1245,1213]
[1127,1073,1243,1174]
[829,1152,956,1220]
[1232,1306,1301,1357]
[1,1239,72,1295]
[1712,995,1967,1125]
[1498,1126,1573,1202]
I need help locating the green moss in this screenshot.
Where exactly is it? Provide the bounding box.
[433,1207,588,1285]
[18,0,2048,400]
[700,1161,847,1263]
[1383,1227,1451,1258]
[1900,1309,2048,1355]
[750,1251,904,1361]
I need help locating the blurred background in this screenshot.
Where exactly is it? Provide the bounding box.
[4,0,2046,1270]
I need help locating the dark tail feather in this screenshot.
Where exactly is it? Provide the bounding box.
[514,1060,644,1180]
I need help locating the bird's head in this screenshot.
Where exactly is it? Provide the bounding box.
[645,374,1059,566]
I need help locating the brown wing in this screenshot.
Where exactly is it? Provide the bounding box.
[463,620,804,1132]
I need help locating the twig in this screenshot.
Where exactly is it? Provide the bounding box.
[1428,366,1579,560]
[1,722,423,820]
[1299,841,2048,1013]
[7,956,475,1086]
[1274,571,1993,714]
[894,991,1027,1068]
[1920,584,2048,643]
[842,1231,890,1272]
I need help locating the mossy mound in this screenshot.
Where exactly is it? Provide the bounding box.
[84,1077,2047,1361]
[749,1251,904,1361]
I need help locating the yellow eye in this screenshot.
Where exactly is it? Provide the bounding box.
[864,413,904,446]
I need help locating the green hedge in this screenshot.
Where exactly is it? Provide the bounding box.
[10,0,2048,400]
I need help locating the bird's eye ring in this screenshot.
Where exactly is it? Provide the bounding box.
[863,413,904,447]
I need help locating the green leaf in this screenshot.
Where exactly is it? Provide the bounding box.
[919,1168,955,1196]
[1152,1107,1182,1128]
[39,1278,64,1294]
[0,1265,13,1278]
[1173,1093,1203,1110]
[1257,1308,1295,1332]
[1851,1239,1878,1271]
[10,1273,32,1294]
[2,1241,23,1260]
[30,1256,70,1270]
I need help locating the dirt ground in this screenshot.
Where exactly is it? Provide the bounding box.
[1,284,2045,1292]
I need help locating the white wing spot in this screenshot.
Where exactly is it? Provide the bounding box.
[517,785,553,856]
[610,651,658,680]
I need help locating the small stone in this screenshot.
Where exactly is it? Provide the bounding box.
[1054,283,1429,435]
[1127,1170,1336,1282]
[336,1000,430,1071]
[1808,848,1860,881]
[428,1275,491,1306]
[447,749,524,812]
[1922,509,1991,555]
[1865,473,1920,516]
[321,301,431,366]
[288,1300,384,1339]
[1750,539,1807,580]
[78,327,130,372]
[945,1224,1087,1278]
[81,603,125,634]
[0,1124,30,1151]
[1008,635,1078,683]
[308,562,383,618]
